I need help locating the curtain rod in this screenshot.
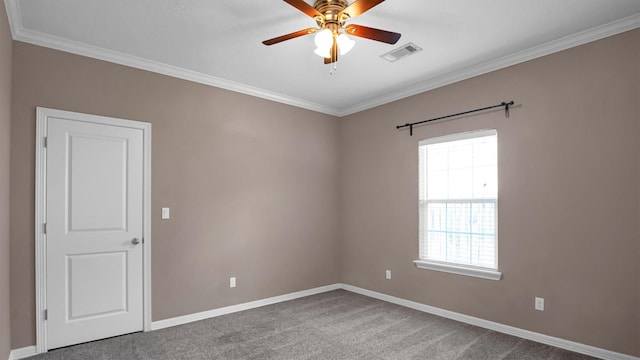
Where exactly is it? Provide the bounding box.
[396,101,514,136]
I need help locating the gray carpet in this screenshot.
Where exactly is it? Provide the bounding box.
[31,290,599,360]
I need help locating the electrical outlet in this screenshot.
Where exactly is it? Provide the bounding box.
[385,270,391,280]
[535,297,544,311]
[230,277,236,288]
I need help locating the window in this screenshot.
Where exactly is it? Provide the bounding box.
[414,130,502,280]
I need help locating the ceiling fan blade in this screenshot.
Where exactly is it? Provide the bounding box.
[262,28,318,45]
[340,0,385,18]
[344,24,401,44]
[324,39,338,64]
[283,0,323,18]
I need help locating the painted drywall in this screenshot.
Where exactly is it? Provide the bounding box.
[339,29,640,356]
[6,21,640,359]
[0,1,12,359]
[9,42,341,348]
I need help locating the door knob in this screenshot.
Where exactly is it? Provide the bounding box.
[131,238,141,245]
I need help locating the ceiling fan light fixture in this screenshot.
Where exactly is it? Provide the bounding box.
[314,29,333,50]
[314,47,331,58]
[262,0,401,67]
[337,33,355,55]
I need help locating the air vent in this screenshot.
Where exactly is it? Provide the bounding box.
[381,43,422,62]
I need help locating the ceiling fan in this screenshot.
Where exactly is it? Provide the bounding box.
[262,0,401,65]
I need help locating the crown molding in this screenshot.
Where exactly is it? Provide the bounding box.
[336,12,640,117]
[4,0,20,38]
[5,0,640,118]
[4,0,341,116]
[11,27,342,116]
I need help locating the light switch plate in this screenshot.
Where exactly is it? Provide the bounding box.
[161,207,170,220]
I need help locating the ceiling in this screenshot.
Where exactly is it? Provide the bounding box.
[5,0,640,116]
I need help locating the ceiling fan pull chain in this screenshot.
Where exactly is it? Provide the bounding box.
[329,60,337,75]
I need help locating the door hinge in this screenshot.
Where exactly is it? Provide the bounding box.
[43,137,47,148]
[44,309,48,321]
[43,223,47,234]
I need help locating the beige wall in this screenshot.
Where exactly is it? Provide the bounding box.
[9,42,341,348]
[339,29,640,356]
[6,21,640,358]
[0,1,12,359]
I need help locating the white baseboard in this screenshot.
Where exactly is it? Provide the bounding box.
[9,346,37,360]
[12,283,638,360]
[151,283,341,330]
[341,284,639,360]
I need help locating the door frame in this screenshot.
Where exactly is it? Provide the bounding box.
[35,107,152,354]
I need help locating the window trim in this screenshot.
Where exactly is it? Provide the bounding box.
[414,259,502,281]
[416,129,501,281]
[419,129,497,145]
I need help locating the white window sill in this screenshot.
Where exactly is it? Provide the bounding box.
[414,260,502,281]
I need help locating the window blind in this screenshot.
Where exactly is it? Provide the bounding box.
[418,130,498,269]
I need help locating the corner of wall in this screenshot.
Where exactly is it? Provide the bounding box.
[0,0,12,359]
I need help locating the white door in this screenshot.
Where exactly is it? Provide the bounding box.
[45,116,144,349]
